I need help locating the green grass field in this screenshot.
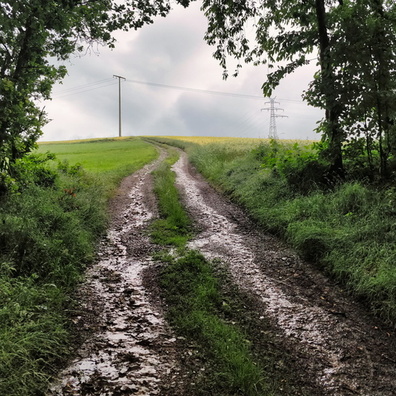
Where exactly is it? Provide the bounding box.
[38,137,158,179]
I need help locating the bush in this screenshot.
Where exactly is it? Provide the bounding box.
[254,140,333,194]
[0,159,106,286]
[0,156,109,395]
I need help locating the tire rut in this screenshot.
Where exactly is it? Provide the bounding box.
[172,151,396,396]
[48,148,396,396]
[48,151,182,396]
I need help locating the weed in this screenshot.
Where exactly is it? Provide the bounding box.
[150,149,191,247]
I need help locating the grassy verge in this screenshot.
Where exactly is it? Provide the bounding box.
[0,138,158,395]
[151,148,283,395]
[183,141,396,326]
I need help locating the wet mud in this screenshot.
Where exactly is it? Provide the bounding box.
[48,153,182,396]
[172,151,396,396]
[49,148,396,395]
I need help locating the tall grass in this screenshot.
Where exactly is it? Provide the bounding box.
[0,161,103,395]
[0,137,158,395]
[184,140,396,326]
[0,278,68,395]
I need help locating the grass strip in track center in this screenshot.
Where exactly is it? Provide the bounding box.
[150,148,268,395]
[150,148,191,248]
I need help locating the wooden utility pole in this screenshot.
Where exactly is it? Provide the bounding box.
[113,75,126,137]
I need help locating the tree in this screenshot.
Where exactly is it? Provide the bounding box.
[193,0,349,175]
[2,0,395,183]
[306,0,396,178]
[183,0,396,179]
[0,0,171,185]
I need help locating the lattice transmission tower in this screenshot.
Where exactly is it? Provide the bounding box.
[261,97,288,139]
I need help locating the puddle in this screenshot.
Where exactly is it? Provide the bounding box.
[48,156,178,396]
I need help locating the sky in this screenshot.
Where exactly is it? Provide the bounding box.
[40,2,324,142]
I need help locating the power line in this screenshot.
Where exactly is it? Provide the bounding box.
[54,78,114,94]
[52,79,117,98]
[52,76,304,103]
[238,111,266,138]
[127,78,303,103]
[126,78,266,100]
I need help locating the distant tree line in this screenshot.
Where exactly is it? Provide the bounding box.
[1,0,396,189]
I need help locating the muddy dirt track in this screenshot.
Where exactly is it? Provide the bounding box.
[49,149,396,395]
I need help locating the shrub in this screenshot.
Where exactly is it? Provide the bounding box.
[0,159,106,286]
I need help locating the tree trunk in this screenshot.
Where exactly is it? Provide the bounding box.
[315,0,344,178]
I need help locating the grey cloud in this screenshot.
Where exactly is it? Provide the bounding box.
[41,2,323,142]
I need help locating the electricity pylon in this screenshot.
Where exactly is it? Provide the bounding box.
[261,97,288,139]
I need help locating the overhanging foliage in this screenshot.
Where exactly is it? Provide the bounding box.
[0,0,172,186]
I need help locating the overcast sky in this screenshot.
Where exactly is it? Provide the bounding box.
[40,2,324,142]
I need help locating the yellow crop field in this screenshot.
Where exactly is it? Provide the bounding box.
[150,136,263,145]
[149,135,316,147]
